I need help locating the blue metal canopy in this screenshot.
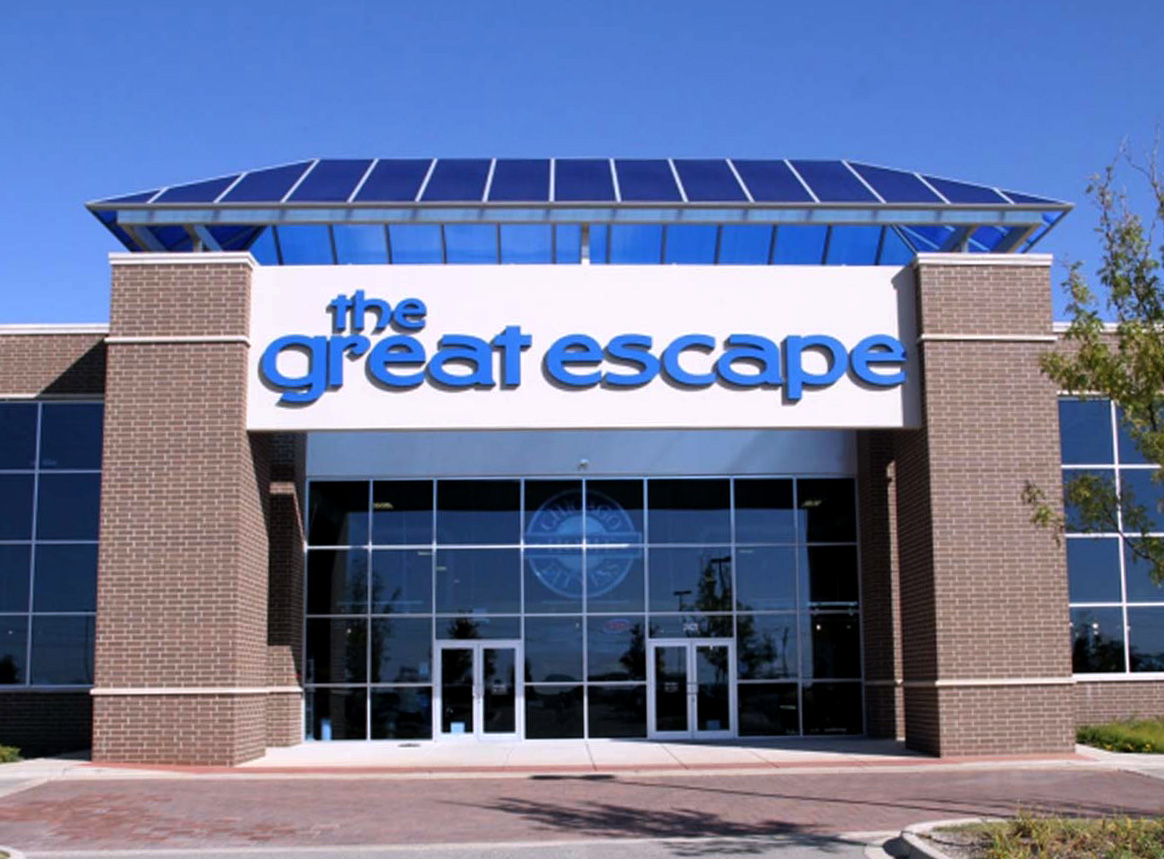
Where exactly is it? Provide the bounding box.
[87,158,1071,266]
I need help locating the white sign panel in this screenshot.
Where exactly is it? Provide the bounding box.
[247,265,919,431]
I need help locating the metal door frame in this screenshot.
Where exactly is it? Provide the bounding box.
[646,638,736,740]
[433,639,523,741]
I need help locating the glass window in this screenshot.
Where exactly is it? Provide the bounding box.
[826,226,881,265]
[308,481,369,546]
[554,225,582,264]
[587,481,644,545]
[370,617,432,683]
[738,683,799,736]
[388,225,443,264]
[420,159,490,202]
[524,480,583,545]
[803,612,861,679]
[287,159,371,203]
[0,545,30,613]
[308,688,367,740]
[436,480,519,545]
[33,544,98,612]
[524,549,583,613]
[38,404,103,470]
[797,479,856,543]
[1126,542,1164,602]
[276,225,333,265]
[0,404,37,469]
[36,473,100,540]
[1128,608,1164,672]
[734,479,795,543]
[306,618,368,684]
[371,688,432,740]
[718,225,773,264]
[673,160,747,202]
[1070,607,1125,673]
[353,159,432,202]
[444,225,498,264]
[1066,538,1121,603]
[1117,406,1151,465]
[524,616,583,683]
[804,545,859,605]
[1120,470,1164,532]
[525,684,583,739]
[435,549,520,614]
[737,613,797,680]
[648,546,733,613]
[587,616,646,681]
[647,479,730,544]
[371,481,433,545]
[221,162,311,203]
[500,225,552,264]
[1063,470,1115,533]
[333,225,388,265]
[735,546,797,611]
[771,226,828,264]
[489,160,550,203]
[371,550,432,615]
[30,616,94,685]
[648,614,732,638]
[307,550,368,615]
[732,160,814,203]
[1059,399,1113,465]
[554,159,616,202]
[0,617,27,684]
[789,161,877,203]
[0,475,34,540]
[614,159,681,202]
[587,685,646,738]
[585,547,645,613]
[802,682,862,734]
[664,225,717,264]
[609,225,663,264]
[436,615,521,640]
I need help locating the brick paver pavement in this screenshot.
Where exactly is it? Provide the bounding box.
[0,767,1162,852]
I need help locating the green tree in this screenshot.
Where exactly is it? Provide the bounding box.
[1027,142,1164,581]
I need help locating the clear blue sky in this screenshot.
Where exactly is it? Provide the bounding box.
[1,0,1160,322]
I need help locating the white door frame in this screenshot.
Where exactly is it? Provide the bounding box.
[647,638,736,740]
[434,639,523,741]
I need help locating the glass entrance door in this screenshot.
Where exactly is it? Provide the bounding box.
[648,639,735,739]
[436,641,521,740]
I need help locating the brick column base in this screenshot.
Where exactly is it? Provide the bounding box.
[266,692,304,747]
[905,684,1074,756]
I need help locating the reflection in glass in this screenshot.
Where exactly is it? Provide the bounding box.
[1059,399,1113,465]
[587,617,646,681]
[524,616,583,683]
[587,481,644,543]
[802,682,862,734]
[36,473,100,540]
[371,688,432,739]
[524,481,584,544]
[437,616,521,640]
[586,548,645,613]
[1117,405,1151,465]
[0,403,36,469]
[735,546,796,611]
[695,644,731,731]
[372,550,432,614]
[0,545,29,613]
[1120,470,1164,532]
[436,549,520,615]
[1063,470,1115,533]
[737,613,797,680]
[797,480,856,543]
[804,545,859,605]
[483,646,517,733]
[588,685,646,738]
[333,225,388,265]
[648,546,732,612]
[39,403,103,469]
[804,613,861,679]
[0,617,25,684]
[1129,608,1164,672]
[371,617,432,683]
[307,550,368,615]
[306,618,368,683]
[647,479,730,543]
[1066,538,1122,603]
[524,549,583,613]
[32,544,98,612]
[1125,542,1164,603]
[649,614,733,639]
[372,481,433,545]
[525,684,583,739]
[30,616,94,685]
[1070,607,1125,673]
[440,647,474,734]
[738,683,799,736]
[654,645,688,732]
[309,482,369,546]
[734,479,795,543]
[437,480,520,545]
[0,475,33,540]
[309,688,367,740]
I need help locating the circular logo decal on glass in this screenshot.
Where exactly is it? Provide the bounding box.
[526,489,639,600]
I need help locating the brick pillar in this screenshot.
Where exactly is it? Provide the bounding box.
[93,254,280,765]
[896,254,1074,756]
[858,430,903,739]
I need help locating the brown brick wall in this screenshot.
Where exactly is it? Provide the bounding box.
[937,684,1075,756]
[0,333,105,395]
[1076,681,1164,723]
[93,694,266,765]
[0,691,91,756]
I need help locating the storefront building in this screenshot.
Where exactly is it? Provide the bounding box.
[0,157,1146,765]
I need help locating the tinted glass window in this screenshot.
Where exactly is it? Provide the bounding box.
[371,550,432,615]
[0,617,27,684]
[436,481,519,545]
[0,545,30,613]
[587,685,646,738]
[306,550,368,615]
[1120,470,1164,531]
[1063,470,1115,533]
[371,617,432,683]
[36,473,100,540]
[585,547,645,613]
[371,688,431,740]
[738,683,799,736]
[1128,608,1164,672]
[1059,399,1113,464]
[0,475,34,540]
[648,546,733,613]
[737,613,797,680]
[435,549,520,614]
[797,480,856,542]
[524,481,583,545]
[735,546,796,611]
[524,616,583,683]
[587,481,644,544]
[587,616,646,681]
[39,403,103,469]
[802,682,862,734]
[33,544,98,612]
[734,479,795,543]
[1125,542,1164,602]
[30,616,94,685]
[306,618,368,684]
[647,479,730,544]
[525,684,583,739]
[1067,538,1122,603]
[435,615,521,640]
[0,404,36,469]
[524,549,583,613]
[803,612,860,679]
[308,482,369,546]
[804,545,859,605]
[334,225,388,264]
[1071,607,1125,673]
[308,688,367,740]
[1117,406,1151,465]
[648,614,733,639]
[372,481,433,546]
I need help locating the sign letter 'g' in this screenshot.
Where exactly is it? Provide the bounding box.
[259,335,328,404]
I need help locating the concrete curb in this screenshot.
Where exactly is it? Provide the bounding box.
[899,817,1003,859]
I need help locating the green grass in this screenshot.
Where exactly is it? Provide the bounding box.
[1078,718,1164,753]
[939,816,1164,859]
[0,745,18,764]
